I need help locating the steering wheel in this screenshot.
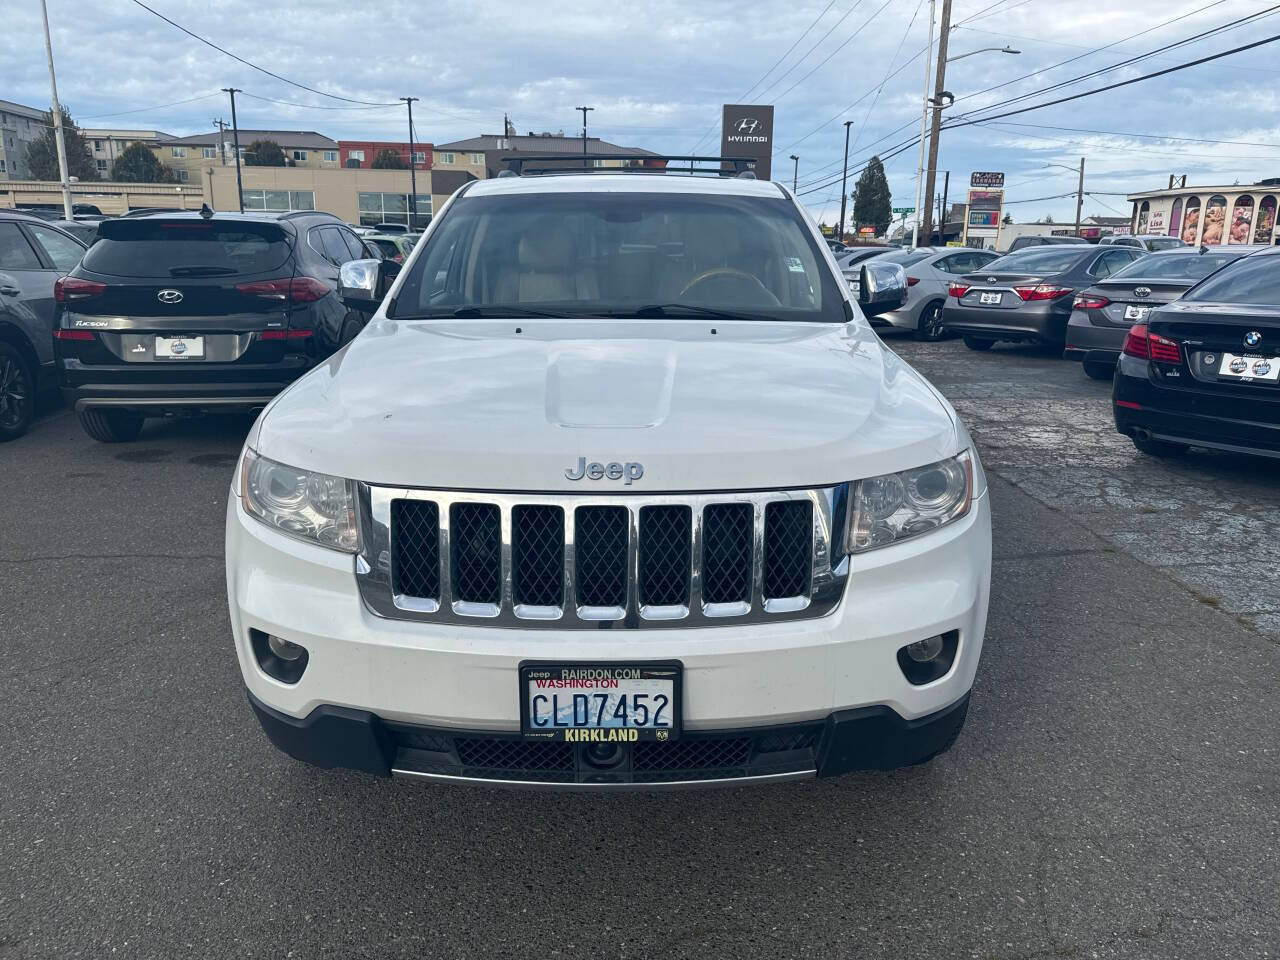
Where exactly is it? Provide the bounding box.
[679,268,781,306]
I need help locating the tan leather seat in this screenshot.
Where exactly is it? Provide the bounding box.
[495,230,598,303]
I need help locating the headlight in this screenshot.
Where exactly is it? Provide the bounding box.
[241,448,358,552]
[846,450,973,553]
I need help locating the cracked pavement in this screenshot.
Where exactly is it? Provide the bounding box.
[1,337,1277,959]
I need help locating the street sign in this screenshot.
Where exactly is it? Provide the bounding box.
[892,206,915,214]
[970,171,1005,188]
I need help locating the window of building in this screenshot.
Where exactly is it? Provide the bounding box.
[94,139,103,151]
[1203,195,1227,245]
[469,152,484,164]
[1229,195,1254,244]
[176,169,189,182]
[1181,196,1200,244]
[1168,198,1182,237]
[242,189,315,212]
[438,152,455,165]
[358,192,432,226]
[323,150,338,163]
[413,151,426,164]
[292,150,308,162]
[96,159,108,173]
[592,159,605,168]
[1136,201,1150,234]
[349,149,365,162]
[202,146,217,159]
[1254,196,1276,243]
[171,146,187,158]
[0,160,6,173]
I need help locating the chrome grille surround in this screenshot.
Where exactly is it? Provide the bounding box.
[356,484,848,629]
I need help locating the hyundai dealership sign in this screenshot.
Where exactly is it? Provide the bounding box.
[721,105,774,181]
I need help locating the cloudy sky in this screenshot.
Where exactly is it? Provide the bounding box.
[4,0,1279,226]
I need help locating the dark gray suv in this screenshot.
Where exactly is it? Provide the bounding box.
[0,211,87,441]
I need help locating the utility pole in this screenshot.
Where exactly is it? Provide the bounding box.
[576,106,594,169]
[401,96,419,229]
[1074,156,1085,237]
[213,118,227,165]
[222,88,244,213]
[921,0,953,243]
[913,0,937,248]
[39,0,73,219]
[789,155,799,193]
[838,120,853,243]
[939,170,950,243]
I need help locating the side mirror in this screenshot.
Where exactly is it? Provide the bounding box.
[859,261,908,313]
[339,258,399,311]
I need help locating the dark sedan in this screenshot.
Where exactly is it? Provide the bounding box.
[1114,247,1280,459]
[1064,246,1265,379]
[943,245,1143,350]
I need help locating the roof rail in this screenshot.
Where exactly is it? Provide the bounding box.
[500,154,760,178]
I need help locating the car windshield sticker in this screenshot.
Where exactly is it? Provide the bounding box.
[785,257,806,273]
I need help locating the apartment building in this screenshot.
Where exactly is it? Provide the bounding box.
[82,128,173,179]
[339,140,433,171]
[0,98,52,180]
[153,129,341,182]
[433,132,658,179]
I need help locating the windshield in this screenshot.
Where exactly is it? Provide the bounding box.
[983,246,1087,274]
[870,248,934,268]
[84,219,291,277]
[1109,251,1238,281]
[1183,253,1280,305]
[390,191,843,321]
[1145,237,1184,251]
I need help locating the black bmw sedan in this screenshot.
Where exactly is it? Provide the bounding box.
[1065,245,1266,379]
[1113,247,1280,460]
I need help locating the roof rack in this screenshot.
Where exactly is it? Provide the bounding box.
[499,154,759,178]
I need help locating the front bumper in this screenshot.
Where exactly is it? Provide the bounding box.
[227,486,991,784]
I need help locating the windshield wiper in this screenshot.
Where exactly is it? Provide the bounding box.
[168,265,238,277]
[607,303,778,323]
[399,306,574,319]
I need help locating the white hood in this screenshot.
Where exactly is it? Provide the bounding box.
[252,318,963,491]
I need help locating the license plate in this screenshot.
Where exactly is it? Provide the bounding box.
[1218,352,1280,382]
[520,662,681,741]
[155,336,204,358]
[979,292,1001,305]
[1124,305,1150,321]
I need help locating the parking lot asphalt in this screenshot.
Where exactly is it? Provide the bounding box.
[2,334,1278,959]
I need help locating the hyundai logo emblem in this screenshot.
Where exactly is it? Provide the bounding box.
[157,288,184,304]
[734,118,761,134]
[1133,286,1151,298]
[1244,330,1263,348]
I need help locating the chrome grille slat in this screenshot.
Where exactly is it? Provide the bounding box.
[356,486,848,629]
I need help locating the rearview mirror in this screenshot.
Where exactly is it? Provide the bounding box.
[859,261,908,313]
[339,258,400,312]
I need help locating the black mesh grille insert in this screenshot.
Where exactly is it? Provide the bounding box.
[450,502,501,604]
[702,503,753,604]
[639,505,691,607]
[763,500,813,599]
[392,500,439,599]
[455,738,574,772]
[634,737,751,771]
[574,506,628,608]
[513,505,564,608]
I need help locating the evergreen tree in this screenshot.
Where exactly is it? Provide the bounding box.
[371,148,405,169]
[24,106,96,181]
[852,156,891,237]
[110,142,174,183]
[245,139,286,166]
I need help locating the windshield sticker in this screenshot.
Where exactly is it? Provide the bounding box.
[785,257,806,273]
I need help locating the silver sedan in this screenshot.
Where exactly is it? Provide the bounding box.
[861,247,1000,340]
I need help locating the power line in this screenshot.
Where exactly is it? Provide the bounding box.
[975,118,1280,150]
[128,0,401,106]
[78,91,222,119]
[754,0,870,104]
[235,91,396,111]
[772,0,898,103]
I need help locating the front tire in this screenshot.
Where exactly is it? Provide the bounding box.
[963,335,995,351]
[0,343,35,442]
[77,408,144,443]
[1131,435,1189,458]
[915,301,946,341]
[1083,360,1114,380]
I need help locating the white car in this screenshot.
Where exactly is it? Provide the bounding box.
[225,167,992,789]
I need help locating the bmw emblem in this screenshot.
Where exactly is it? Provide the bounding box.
[1244,330,1263,349]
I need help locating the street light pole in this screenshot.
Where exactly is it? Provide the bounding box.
[838,120,853,243]
[921,0,952,244]
[577,106,594,169]
[222,88,244,213]
[789,154,799,193]
[39,0,73,220]
[912,0,936,249]
[401,96,419,229]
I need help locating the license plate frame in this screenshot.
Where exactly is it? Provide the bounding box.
[1123,305,1151,321]
[155,335,205,359]
[1217,352,1280,382]
[519,661,682,742]
[978,291,1001,305]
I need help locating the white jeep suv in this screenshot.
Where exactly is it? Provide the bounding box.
[225,164,992,789]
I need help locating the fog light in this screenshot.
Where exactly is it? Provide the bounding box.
[905,634,945,663]
[268,634,305,661]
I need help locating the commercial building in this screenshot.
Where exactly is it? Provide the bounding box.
[0,98,51,180]
[0,178,202,215]
[995,216,1132,247]
[82,128,174,180]
[152,129,341,182]
[1127,180,1280,246]
[338,141,433,171]
[434,132,658,180]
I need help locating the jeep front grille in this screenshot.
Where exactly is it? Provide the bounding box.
[357,485,847,628]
